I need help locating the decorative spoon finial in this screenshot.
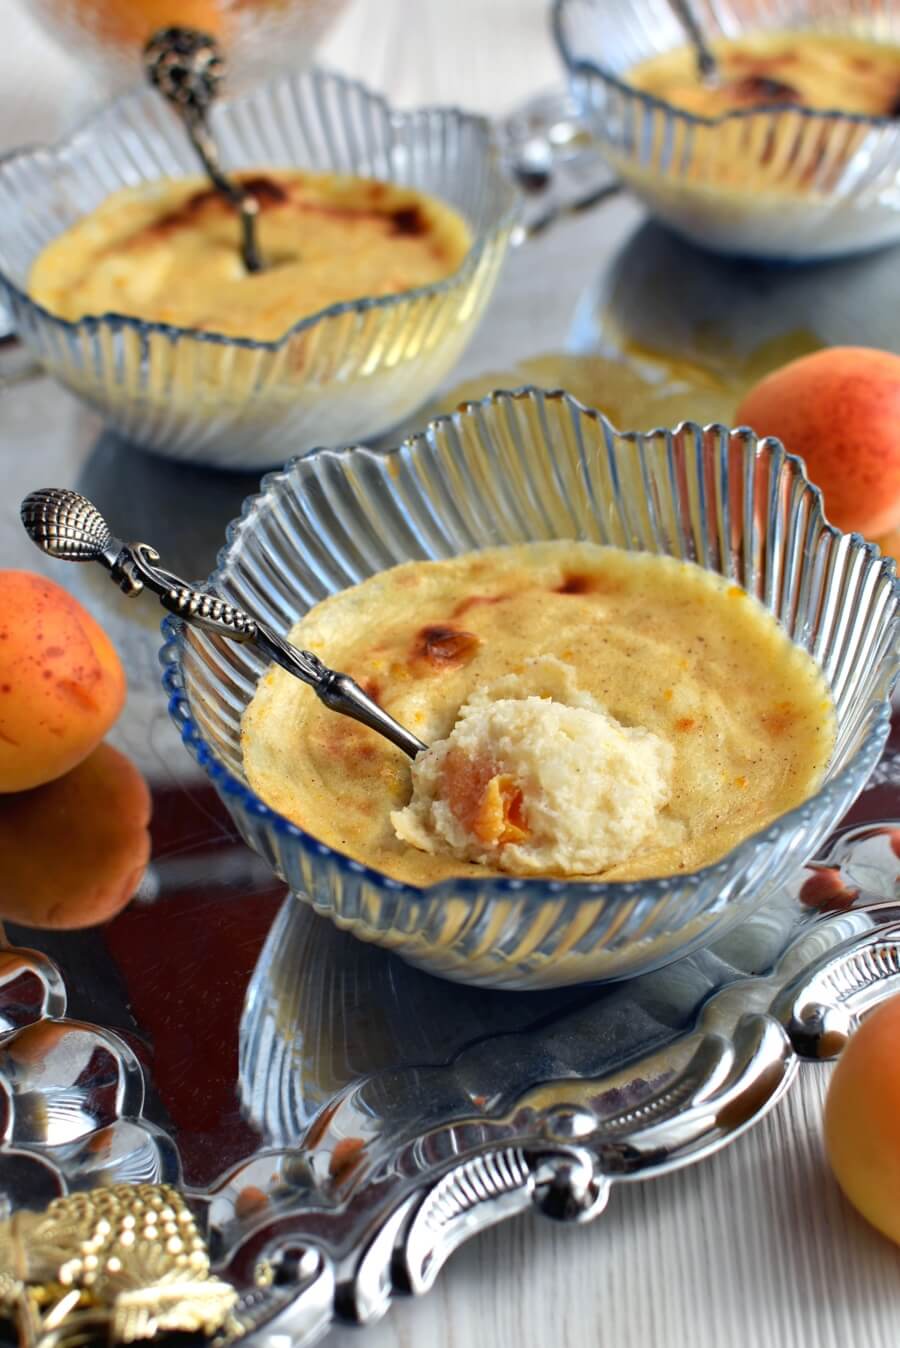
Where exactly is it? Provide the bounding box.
[143,26,263,273]
[21,487,115,564]
[144,25,224,116]
[20,488,425,761]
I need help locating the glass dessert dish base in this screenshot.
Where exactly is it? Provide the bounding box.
[554,0,900,260]
[0,68,517,469]
[161,388,899,990]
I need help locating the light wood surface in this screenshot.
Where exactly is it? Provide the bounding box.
[1,3,899,1345]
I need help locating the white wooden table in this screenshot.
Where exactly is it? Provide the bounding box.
[1,3,898,1345]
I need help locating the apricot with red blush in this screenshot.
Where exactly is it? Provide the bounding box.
[825,994,900,1245]
[735,347,900,538]
[0,571,126,792]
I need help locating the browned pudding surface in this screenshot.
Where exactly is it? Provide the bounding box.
[628,32,900,118]
[28,170,472,341]
[241,542,836,886]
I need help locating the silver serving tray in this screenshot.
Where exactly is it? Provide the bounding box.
[2,92,900,1348]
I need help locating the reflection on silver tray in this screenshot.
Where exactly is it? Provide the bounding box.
[3,796,900,1345]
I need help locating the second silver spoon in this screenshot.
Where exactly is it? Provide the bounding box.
[667,0,719,83]
[20,488,426,762]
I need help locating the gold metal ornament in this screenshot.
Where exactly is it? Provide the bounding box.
[0,1183,237,1347]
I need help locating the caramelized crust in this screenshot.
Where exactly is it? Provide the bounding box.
[241,541,836,886]
[28,169,472,342]
[628,32,900,120]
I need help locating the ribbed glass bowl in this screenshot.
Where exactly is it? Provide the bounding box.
[554,0,900,260]
[160,388,899,990]
[0,69,517,470]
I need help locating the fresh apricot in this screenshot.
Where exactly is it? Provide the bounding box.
[0,571,126,792]
[44,0,227,48]
[734,347,900,538]
[824,993,900,1244]
[0,742,150,929]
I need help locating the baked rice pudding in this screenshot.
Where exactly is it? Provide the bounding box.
[241,541,835,883]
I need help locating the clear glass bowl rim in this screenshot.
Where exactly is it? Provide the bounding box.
[160,385,900,908]
[0,66,521,353]
[551,0,900,131]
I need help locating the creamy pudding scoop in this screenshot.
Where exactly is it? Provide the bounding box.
[392,658,675,877]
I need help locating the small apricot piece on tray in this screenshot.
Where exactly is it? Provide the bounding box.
[798,866,858,911]
[824,994,900,1245]
[734,347,900,538]
[0,570,125,792]
[0,742,151,929]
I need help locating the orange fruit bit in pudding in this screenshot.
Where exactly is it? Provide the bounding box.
[474,775,530,845]
[441,747,530,846]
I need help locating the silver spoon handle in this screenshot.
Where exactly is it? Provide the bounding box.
[143,26,263,274]
[20,489,426,761]
[667,0,718,81]
[183,117,262,275]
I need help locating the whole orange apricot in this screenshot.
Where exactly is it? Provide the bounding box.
[734,347,900,538]
[0,571,126,792]
[824,993,900,1245]
[0,742,151,929]
[40,0,227,48]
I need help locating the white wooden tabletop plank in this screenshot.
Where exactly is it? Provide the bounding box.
[1,3,898,1345]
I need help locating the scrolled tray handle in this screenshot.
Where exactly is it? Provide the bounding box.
[770,908,900,1060]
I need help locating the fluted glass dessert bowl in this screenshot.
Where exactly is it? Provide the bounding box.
[0,68,517,469]
[554,0,900,260]
[161,388,899,990]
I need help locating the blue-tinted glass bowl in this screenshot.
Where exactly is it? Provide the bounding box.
[0,68,518,470]
[160,388,899,989]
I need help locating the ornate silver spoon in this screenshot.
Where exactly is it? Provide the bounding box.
[143,26,264,273]
[667,0,718,84]
[20,489,426,761]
